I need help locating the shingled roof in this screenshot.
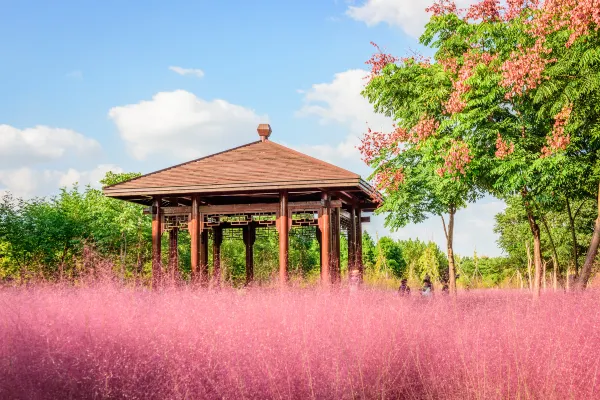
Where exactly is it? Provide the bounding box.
[103,125,380,208]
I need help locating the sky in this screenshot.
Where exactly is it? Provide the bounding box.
[0,0,506,257]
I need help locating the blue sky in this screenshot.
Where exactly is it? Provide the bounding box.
[0,0,505,256]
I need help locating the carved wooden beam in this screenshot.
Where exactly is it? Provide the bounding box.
[143,206,191,215]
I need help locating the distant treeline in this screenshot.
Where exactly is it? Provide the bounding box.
[0,172,597,289]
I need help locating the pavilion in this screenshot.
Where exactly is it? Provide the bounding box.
[103,124,381,286]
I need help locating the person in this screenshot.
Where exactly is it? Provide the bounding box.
[398,279,411,296]
[441,273,449,295]
[441,281,449,295]
[421,275,433,297]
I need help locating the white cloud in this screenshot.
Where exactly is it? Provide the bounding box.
[0,124,116,198]
[168,66,205,78]
[295,69,394,176]
[297,69,393,135]
[365,198,507,257]
[108,90,268,162]
[291,135,371,177]
[346,0,478,38]
[0,164,122,198]
[297,68,506,257]
[0,125,101,168]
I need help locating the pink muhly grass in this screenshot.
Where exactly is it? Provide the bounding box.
[1,284,599,399]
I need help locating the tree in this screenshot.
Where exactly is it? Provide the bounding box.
[404,0,600,296]
[376,237,406,278]
[361,45,480,295]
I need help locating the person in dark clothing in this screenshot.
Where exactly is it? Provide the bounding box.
[441,273,449,295]
[441,281,449,295]
[398,279,411,296]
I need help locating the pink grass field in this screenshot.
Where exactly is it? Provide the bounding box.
[1,285,599,399]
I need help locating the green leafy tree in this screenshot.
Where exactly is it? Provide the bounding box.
[361,48,480,295]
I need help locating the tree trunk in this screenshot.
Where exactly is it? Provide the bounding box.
[526,210,543,299]
[540,213,560,285]
[542,260,547,291]
[566,198,579,276]
[526,241,533,292]
[523,189,543,299]
[441,206,457,295]
[553,258,558,291]
[517,269,524,289]
[576,182,600,289]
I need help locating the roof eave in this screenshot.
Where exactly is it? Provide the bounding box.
[103,178,366,197]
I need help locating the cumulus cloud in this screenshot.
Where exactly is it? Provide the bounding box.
[295,69,394,175]
[0,164,122,198]
[297,69,393,135]
[297,68,506,257]
[108,90,267,162]
[168,66,205,78]
[346,0,478,38]
[0,124,117,198]
[0,125,101,169]
[291,135,371,177]
[366,199,507,257]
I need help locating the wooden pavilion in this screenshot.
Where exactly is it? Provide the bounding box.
[103,124,381,286]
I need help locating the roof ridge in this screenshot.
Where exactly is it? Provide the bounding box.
[103,140,262,189]
[264,141,360,178]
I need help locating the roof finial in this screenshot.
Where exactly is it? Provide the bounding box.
[257,124,272,142]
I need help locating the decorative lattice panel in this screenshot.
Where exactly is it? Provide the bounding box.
[289,225,316,241]
[340,215,352,231]
[162,215,189,232]
[222,228,244,241]
[291,210,319,226]
[252,213,277,226]
[340,227,349,239]
[255,225,278,239]
[205,213,254,227]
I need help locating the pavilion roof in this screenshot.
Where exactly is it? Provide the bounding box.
[103,125,381,208]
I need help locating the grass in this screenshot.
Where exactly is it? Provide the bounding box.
[1,281,599,399]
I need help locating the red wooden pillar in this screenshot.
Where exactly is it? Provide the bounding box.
[320,193,331,285]
[212,226,223,284]
[348,206,357,276]
[356,209,363,282]
[168,227,179,281]
[243,223,256,285]
[278,191,289,285]
[200,229,209,284]
[331,207,341,283]
[151,196,162,288]
[190,196,200,282]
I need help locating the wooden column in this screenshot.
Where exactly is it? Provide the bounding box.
[243,223,256,285]
[348,206,357,276]
[331,207,341,283]
[200,229,209,284]
[213,226,223,284]
[168,228,179,280]
[190,196,200,282]
[278,191,289,285]
[356,209,363,282]
[320,193,331,285]
[151,197,162,288]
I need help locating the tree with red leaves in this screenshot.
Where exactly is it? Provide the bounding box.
[420,0,600,295]
[363,0,600,296]
[361,46,481,295]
